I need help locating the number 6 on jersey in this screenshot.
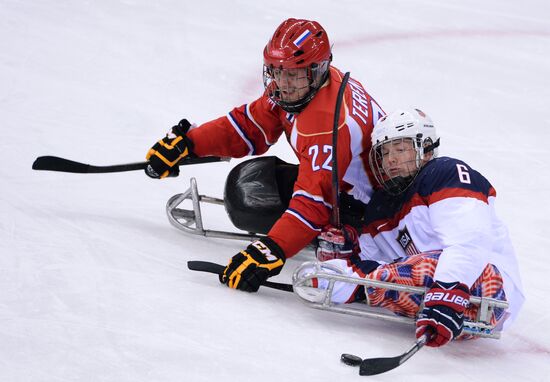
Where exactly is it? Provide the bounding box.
[456,164,471,184]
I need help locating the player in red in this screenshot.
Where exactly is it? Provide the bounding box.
[145,18,384,292]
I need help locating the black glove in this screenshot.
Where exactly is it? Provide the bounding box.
[220,237,286,292]
[416,280,470,347]
[145,119,194,179]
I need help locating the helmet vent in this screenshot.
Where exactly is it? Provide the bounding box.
[315,31,324,38]
[294,50,304,57]
[395,124,405,131]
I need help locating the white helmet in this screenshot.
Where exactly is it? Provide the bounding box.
[369,108,440,194]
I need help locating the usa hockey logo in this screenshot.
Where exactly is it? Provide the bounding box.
[396,226,420,256]
[293,30,312,47]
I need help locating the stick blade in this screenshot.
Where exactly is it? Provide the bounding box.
[33,156,89,173]
[359,356,400,376]
[187,261,225,275]
[341,353,362,367]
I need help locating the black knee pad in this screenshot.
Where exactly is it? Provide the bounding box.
[224,156,298,234]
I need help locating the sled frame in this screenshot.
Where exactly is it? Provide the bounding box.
[292,261,509,339]
[166,177,267,241]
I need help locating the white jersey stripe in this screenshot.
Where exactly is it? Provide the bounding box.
[285,209,322,232]
[245,104,275,146]
[226,112,254,155]
[292,190,332,209]
[290,119,298,152]
[344,114,373,204]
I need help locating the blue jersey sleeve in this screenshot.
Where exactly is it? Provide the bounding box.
[416,157,495,204]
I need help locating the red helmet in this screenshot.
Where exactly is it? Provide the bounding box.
[263,18,332,113]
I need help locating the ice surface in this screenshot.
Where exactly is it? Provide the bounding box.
[2,0,550,381]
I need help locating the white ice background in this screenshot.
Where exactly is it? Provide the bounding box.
[2,1,550,381]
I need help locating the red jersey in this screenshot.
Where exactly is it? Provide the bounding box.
[188,66,384,257]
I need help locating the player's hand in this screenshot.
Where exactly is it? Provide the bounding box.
[220,238,285,292]
[416,280,470,347]
[316,224,360,261]
[145,119,194,179]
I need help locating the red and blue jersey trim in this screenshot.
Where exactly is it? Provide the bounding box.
[362,157,496,235]
[227,111,256,155]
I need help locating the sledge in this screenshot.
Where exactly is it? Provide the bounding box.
[292,261,509,339]
[166,156,298,242]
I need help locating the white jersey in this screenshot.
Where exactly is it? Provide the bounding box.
[357,157,524,327]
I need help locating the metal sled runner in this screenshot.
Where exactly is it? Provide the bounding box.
[166,156,301,242]
[292,261,509,339]
[166,177,267,242]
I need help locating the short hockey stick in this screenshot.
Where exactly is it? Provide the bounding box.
[187,261,294,292]
[32,155,229,174]
[341,332,430,376]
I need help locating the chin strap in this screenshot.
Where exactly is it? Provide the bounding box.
[423,137,440,154]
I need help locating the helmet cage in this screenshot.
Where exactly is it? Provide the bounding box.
[368,108,439,195]
[263,59,330,113]
[369,135,437,195]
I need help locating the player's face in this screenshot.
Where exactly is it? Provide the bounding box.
[272,67,310,102]
[380,139,418,179]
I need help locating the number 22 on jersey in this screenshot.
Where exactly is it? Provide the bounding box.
[308,144,333,172]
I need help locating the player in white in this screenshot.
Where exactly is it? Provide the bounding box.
[308,108,524,347]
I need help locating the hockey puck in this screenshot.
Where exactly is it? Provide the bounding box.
[341,353,363,367]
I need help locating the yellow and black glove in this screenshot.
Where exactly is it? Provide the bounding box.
[220,237,286,292]
[145,119,194,179]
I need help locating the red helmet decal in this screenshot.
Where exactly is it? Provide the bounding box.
[263,18,331,69]
[292,29,312,47]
